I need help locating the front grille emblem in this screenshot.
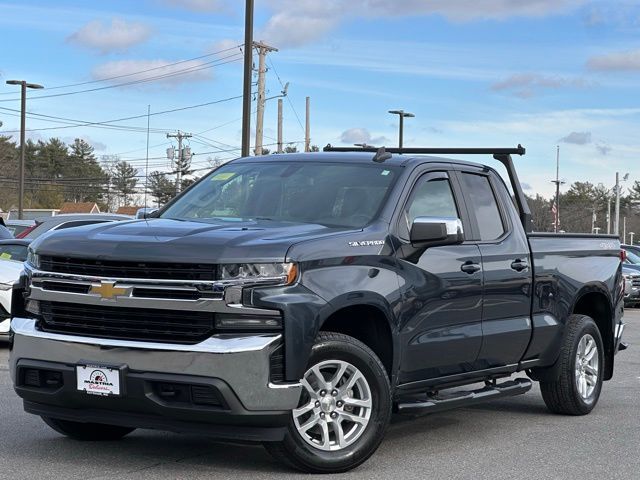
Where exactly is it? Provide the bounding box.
[89,281,132,300]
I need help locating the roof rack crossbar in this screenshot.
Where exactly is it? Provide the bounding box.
[323,144,526,156]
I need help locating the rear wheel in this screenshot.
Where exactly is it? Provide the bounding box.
[540,314,604,415]
[41,417,135,441]
[264,332,391,473]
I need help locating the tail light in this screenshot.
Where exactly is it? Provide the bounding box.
[16,224,37,239]
[620,249,627,262]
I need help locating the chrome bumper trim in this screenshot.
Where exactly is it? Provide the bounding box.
[10,317,301,411]
[28,285,278,315]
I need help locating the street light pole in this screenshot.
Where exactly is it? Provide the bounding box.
[6,79,44,220]
[388,110,415,149]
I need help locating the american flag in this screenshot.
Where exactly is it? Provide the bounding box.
[550,200,558,228]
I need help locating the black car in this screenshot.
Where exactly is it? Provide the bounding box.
[10,146,626,473]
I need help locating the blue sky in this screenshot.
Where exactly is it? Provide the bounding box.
[1,0,639,197]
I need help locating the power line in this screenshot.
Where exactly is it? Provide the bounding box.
[268,57,304,133]
[0,52,243,102]
[0,44,243,96]
[0,93,246,134]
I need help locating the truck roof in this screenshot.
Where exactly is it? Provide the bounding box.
[232,151,487,170]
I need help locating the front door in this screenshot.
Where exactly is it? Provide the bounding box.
[394,171,483,384]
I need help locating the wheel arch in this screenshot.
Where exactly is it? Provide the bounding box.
[318,297,399,387]
[571,286,615,380]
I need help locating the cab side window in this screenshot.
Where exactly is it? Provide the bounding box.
[402,175,459,237]
[459,173,505,241]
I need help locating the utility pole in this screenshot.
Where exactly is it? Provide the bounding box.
[166,131,192,195]
[305,96,311,152]
[551,145,565,233]
[623,216,627,242]
[388,110,415,150]
[607,196,612,234]
[591,205,597,234]
[630,232,635,245]
[253,41,278,156]
[277,98,283,154]
[241,0,254,157]
[5,79,44,219]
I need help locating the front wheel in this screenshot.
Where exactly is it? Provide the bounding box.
[41,417,135,441]
[540,314,604,415]
[264,332,392,473]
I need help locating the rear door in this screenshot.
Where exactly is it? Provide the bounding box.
[456,170,532,368]
[394,170,484,383]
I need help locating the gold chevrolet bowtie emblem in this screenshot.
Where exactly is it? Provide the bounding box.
[90,282,130,300]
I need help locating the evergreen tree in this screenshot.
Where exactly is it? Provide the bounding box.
[147,171,175,206]
[111,161,138,206]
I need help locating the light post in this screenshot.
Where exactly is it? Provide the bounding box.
[5,79,44,220]
[630,232,635,245]
[614,172,629,237]
[388,110,415,149]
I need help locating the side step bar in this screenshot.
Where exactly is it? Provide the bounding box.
[395,378,532,415]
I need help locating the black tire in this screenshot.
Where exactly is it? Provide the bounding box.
[540,314,604,415]
[264,332,392,473]
[41,416,135,441]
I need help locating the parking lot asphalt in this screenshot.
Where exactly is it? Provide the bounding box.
[0,311,638,480]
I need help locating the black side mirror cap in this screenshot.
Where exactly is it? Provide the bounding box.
[410,217,464,248]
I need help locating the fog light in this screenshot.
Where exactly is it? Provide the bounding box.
[25,299,40,315]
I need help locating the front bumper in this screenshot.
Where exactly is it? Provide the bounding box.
[10,317,302,439]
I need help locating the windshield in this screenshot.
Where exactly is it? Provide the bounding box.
[625,250,640,265]
[161,162,400,228]
[0,244,28,262]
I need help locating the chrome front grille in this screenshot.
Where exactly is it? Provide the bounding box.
[632,276,640,288]
[24,261,282,344]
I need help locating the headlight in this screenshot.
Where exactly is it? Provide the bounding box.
[218,263,297,285]
[0,283,12,291]
[26,250,40,269]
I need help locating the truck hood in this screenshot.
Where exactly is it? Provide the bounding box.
[30,218,354,264]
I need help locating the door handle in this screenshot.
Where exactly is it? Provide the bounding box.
[461,262,481,274]
[510,259,529,272]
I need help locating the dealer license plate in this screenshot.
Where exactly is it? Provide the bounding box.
[76,365,121,396]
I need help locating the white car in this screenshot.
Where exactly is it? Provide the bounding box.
[0,239,30,341]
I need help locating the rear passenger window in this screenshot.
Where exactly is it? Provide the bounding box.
[460,173,505,241]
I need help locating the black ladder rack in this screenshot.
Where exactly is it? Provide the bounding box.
[323,144,532,232]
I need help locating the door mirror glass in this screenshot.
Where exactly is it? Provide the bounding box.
[410,216,464,247]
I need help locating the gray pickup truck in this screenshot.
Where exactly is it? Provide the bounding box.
[10,146,625,473]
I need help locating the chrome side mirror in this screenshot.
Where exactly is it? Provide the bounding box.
[410,217,464,248]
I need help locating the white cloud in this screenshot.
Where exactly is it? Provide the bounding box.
[339,127,389,145]
[587,49,640,71]
[491,73,589,98]
[559,131,592,145]
[63,136,107,151]
[91,59,213,87]
[261,0,587,48]
[161,0,227,12]
[67,17,152,54]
